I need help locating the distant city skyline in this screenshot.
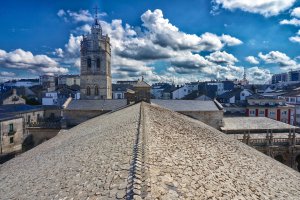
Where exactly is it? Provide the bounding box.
[1,0,300,84]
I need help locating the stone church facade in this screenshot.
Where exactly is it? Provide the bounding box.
[80,14,112,99]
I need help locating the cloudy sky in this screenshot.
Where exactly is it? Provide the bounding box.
[1,0,300,84]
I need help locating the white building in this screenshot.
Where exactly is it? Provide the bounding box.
[172,84,198,99]
[42,92,58,106]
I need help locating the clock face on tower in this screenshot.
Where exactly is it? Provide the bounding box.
[80,9,112,100]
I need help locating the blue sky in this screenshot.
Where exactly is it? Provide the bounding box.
[1,0,300,83]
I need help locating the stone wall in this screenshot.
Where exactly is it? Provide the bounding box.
[24,128,60,149]
[179,110,224,129]
[0,117,24,154]
[64,110,108,127]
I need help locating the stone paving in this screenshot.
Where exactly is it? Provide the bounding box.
[1,102,300,199]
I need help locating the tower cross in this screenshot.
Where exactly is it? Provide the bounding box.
[93,5,99,20]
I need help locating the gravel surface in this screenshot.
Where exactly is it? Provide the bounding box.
[1,102,300,199]
[144,104,300,199]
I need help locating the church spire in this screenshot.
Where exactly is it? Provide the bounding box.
[91,5,102,35]
[93,5,100,26]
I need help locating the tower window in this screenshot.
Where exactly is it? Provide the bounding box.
[87,58,92,68]
[87,87,91,96]
[95,86,99,96]
[97,58,100,68]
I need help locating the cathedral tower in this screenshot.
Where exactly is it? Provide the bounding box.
[80,8,112,99]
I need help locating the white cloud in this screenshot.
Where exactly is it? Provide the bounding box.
[205,51,238,65]
[140,9,242,52]
[57,9,66,17]
[245,56,259,64]
[54,48,64,57]
[55,9,247,82]
[258,51,300,70]
[0,71,16,77]
[220,34,243,46]
[57,9,107,23]
[291,7,300,18]
[64,34,83,56]
[0,49,68,74]
[213,0,296,17]
[247,67,272,83]
[67,10,94,23]
[280,18,300,26]
[289,36,300,43]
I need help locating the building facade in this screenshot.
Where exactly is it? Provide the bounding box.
[246,95,295,125]
[0,116,24,155]
[58,75,80,86]
[80,14,112,100]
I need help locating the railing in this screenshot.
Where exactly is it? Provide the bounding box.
[249,139,267,146]
[27,117,62,129]
[7,130,16,136]
[239,138,292,146]
[273,138,289,146]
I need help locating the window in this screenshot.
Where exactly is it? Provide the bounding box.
[291,97,296,102]
[9,124,14,132]
[10,137,14,144]
[270,111,275,115]
[282,111,287,115]
[259,110,265,115]
[95,86,99,96]
[27,115,31,124]
[87,58,92,68]
[250,110,255,115]
[96,58,100,68]
[87,87,91,96]
[117,93,121,99]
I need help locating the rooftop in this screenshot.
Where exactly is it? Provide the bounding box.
[0,104,45,114]
[221,117,299,132]
[65,99,127,111]
[1,103,300,199]
[151,99,221,111]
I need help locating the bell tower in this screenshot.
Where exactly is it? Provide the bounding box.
[80,6,112,100]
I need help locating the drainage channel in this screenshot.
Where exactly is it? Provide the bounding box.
[126,102,149,199]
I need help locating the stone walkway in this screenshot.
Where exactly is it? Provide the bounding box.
[1,102,300,199]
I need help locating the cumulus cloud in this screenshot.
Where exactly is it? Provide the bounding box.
[54,48,64,57]
[57,9,107,23]
[289,36,300,43]
[212,0,296,17]
[205,51,238,65]
[64,34,83,56]
[220,34,243,46]
[258,51,300,70]
[55,9,247,82]
[245,56,259,64]
[140,10,242,52]
[0,49,68,74]
[247,67,272,83]
[291,7,300,18]
[280,18,300,26]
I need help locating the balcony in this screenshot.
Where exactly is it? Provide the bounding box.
[7,130,16,136]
